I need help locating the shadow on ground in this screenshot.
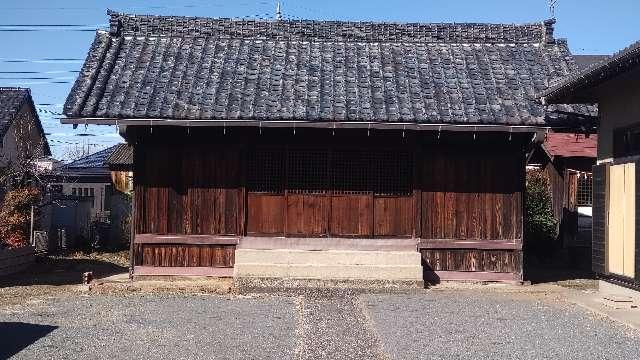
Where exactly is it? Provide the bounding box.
[0,322,58,358]
[524,254,595,285]
[0,252,128,288]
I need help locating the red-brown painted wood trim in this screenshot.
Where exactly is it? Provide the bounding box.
[238,236,418,252]
[133,266,234,277]
[417,239,522,250]
[424,270,520,283]
[134,234,240,245]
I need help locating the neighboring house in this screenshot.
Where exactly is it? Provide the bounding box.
[53,145,118,220]
[0,88,51,178]
[62,12,587,282]
[105,143,133,193]
[530,132,597,268]
[540,40,640,291]
[45,144,132,249]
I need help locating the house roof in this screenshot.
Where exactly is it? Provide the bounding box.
[541,40,640,104]
[105,143,133,168]
[63,12,585,127]
[572,55,610,70]
[543,132,597,158]
[58,145,119,177]
[0,88,51,156]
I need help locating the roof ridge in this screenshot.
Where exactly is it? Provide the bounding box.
[106,11,556,45]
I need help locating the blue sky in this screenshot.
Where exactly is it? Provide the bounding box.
[1,0,639,159]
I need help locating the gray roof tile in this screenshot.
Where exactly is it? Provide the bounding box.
[64,13,582,125]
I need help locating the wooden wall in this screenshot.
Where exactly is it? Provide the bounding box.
[421,249,521,273]
[130,128,528,276]
[133,244,235,267]
[419,148,523,241]
[134,144,244,236]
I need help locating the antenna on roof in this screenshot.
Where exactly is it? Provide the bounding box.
[276,1,283,21]
[548,0,558,19]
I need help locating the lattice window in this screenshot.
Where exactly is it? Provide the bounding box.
[371,150,412,196]
[332,149,374,195]
[249,147,412,196]
[577,172,593,207]
[247,148,285,193]
[287,149,329,194]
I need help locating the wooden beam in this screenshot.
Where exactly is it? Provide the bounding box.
[60,117,545,134]
[134,234,240,245]
[238,236,417,251]
[133,266,233,277]
[417,239,522,250]
[424,270,520,283]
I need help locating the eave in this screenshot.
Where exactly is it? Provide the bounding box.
[60,117,546,134]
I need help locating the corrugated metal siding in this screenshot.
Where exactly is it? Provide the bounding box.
[592,164,607,274]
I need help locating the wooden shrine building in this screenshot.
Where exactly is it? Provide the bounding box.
[62,12,584,283]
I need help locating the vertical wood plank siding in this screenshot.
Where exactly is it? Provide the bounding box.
[135,145,243,235]
[133,244,235,267]
[592,164,607,275]
[421,249,521,273]
[420,148,523,241]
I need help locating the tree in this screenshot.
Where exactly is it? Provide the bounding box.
[524,169,558,260]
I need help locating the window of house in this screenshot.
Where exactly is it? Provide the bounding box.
[614,125,640,158]
[247,147,411,196]
[576,173,593,207]
[89,188,94,197]
[71,188,77,196]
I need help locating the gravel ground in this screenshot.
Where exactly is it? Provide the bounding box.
[2,288,640,359]
[363,291,640,360]
[1,294,298,360]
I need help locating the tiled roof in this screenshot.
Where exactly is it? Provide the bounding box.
[61,145,118,169]
[544,132,597,158]
[0,88,31,138]
[63,12,584,126]
[105,143,132,167]
[0,88,51,155]
[572,55,610,70]
[541,40,640,104]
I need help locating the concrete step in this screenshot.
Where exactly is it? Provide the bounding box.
[234,263,423,281]
[235,249,421,266]
[234,249,423,281]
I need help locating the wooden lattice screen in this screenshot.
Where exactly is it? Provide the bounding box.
[247,147,411,196]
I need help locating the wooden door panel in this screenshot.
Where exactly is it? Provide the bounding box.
[330,195,373,236]
[608,164,625,275]
[286,194,329,236]
[374,196,413,236]
[247,193,285,235]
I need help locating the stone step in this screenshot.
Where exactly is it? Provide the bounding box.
[233,263,423,281]
[234,249,421,266]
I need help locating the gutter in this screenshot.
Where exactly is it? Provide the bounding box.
[60,117,546,134]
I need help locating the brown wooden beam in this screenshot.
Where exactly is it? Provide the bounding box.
[134,234,240,245]
[238,236,417,251]
[417,239,522,250]
[133,266,233,277]
[424,270,521,283]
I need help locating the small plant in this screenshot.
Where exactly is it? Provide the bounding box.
[524,169,558,259]
[0,187,41,249]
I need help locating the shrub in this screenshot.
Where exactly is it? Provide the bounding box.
[525,169,558,259]
[0,187,41,249]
